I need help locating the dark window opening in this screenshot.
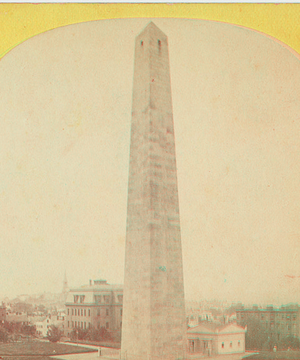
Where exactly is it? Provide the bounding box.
[141,41,143,46]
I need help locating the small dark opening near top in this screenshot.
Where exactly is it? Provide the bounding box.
[141,41,143,46]
[158,40,161,46]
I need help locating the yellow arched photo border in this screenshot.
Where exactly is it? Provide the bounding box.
[1,3,300,59]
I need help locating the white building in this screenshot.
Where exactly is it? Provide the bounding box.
[35,316,52,337]
[187,323,247,356]
[35,312,66,337]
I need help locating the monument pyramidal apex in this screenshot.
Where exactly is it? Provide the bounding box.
[121,22,186,360]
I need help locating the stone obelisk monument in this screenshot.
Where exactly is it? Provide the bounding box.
[121,22,186,360]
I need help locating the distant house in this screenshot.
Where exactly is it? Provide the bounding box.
[187,310,214,328]
[36,316,52,337]
[35,313,66,337]
[198,311,214,323]
[6,312,28,325]
[187,323,247,356]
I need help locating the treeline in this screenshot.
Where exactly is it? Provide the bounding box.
[241,316,300,351]
[0,322,36,342]
[69,327,113,343]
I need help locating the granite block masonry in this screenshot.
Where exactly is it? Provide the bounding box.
[121,22,186,360]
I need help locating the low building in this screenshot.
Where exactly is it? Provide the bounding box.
[35,316,52,337]
[6,312,28,325]
[187,323,247,356]
[34,312,66,337]
[236,304,300,341]
[64,279,123,339]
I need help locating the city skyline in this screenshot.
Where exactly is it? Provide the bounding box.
[0,18,300,305]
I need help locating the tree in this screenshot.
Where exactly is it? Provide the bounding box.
[70,328,88,341]
[278,336,300,350]
[96,327,113,342]
[0,328,8,343]
[20,324,36,336]
[241,315,269,350]
[81,326,113,342]
[47,325,62,343]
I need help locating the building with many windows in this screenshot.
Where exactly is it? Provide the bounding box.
[64,280,123,339]
[236,304,300,341]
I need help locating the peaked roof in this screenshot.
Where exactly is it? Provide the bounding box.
[137,21,167,40]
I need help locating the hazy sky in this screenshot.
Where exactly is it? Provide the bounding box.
[0,18,300,305]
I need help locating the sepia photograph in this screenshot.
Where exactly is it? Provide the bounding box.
[0,4,300,360]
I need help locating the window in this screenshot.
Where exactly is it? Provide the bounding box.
[97,309,100,316]
[67,309,70,315]
[88,322,91,328]
[158,39,161,46]
[81,309,83,316]
[141,41,143,46]
[74,295,79,303]
[230,342,232,348]
[118,295,123,303]
[106,309,109,316]
[72,321,74,328]
[120,321,122,328]
[95,295,101,303]
[75,309,77,316]
[81,322,83,328]
[75,321,77,327]
[84,309,86,316]
[84,322,86,329]
[106,322,109,329]
[103,295,110,304]
[120,309,122,316]
[68,321,69,328]
[88,309,91,317]
[80,295,85,303]
[238,341,240,347]
[72,309,74,316]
